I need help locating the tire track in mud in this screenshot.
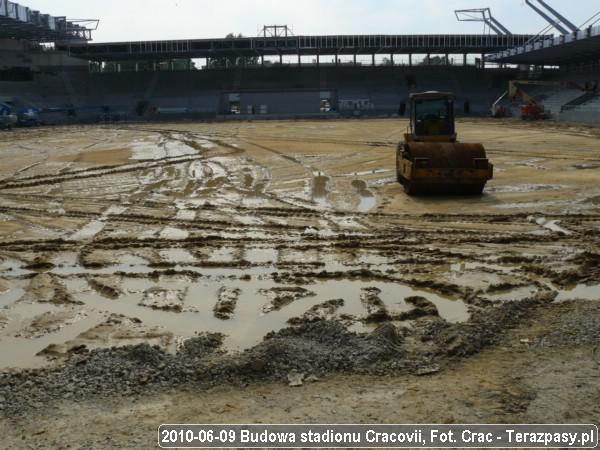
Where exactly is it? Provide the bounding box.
[240,139,310,168]
[0,207,312,242]
[1,200,597,231]
[0,213,590,258]
[215,127,600,162]
[9,161,44,179]
[0,131,244,191]
[0,212,597,371]
[232,139,388,215]
[116,127,245,154]
[236,134,393,148]
[137,126,588,159]
[0,155,206,191]
[190,130,600,161]
[485,148,600,162]
[1,120,599,377]
[129,123,392,148]
[238,139,348,212]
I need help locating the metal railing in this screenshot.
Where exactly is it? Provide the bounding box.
[62,34,537,61]
[487,25,600,63]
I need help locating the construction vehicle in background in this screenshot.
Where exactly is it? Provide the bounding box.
[492,80,585,120]
[396,92,494,195]
[510,80,550,120]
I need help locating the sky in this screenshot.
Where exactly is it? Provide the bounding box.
[20,0,600,42]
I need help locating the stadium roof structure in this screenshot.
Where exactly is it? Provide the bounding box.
[0,0,97,42]
[487,25,600,65]
[57,33,539,62]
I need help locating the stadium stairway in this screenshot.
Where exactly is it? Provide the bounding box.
[541,88,589,117]
[559,94,600,124]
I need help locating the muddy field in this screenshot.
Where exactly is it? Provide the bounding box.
[0,118,599,447]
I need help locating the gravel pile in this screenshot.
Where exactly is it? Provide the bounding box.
[0,296,575,417]
[539,301,600,347]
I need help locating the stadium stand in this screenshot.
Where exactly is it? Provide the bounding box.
[0,65,516,122]
[560,94,600,123]
[541,88,590,116]
[0,2,597,124]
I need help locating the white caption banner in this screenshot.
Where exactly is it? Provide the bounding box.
[158,424,598,449]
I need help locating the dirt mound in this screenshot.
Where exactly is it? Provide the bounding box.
[178,333,225,359]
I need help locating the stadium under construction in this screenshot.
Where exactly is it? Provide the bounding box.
[0,0,598,123]
[1,3,600,446]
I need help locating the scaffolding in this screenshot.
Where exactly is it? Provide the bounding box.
[524,0,579,35]
[455,9,512,36]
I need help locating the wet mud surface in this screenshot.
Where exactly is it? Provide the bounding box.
[0,119,598,437]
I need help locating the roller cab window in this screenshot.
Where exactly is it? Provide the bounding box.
[414,98,454,136]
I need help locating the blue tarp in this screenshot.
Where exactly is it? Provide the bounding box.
[0,103,11,115]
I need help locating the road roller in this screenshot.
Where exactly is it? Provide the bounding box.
[396,92,493,195]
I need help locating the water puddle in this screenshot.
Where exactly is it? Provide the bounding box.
[159,227,189,240]
[351,180,376,212]
[68,220,106,241]
[0,271,469,369]
[0,303,105,369]
[0,258,33,277]
[175,209,196,221]
[208,247,236,263]
[356,252,390,267]
[82,278,467,351]
[245,248,278,264]
[160,249,196,264]
[130,135,199,160]
[234,215,264,226]
[484,285,539,302]
[188,160,208,180]
[450,262,514,274]
[204,161,228,184]
[556,284,600,301]
[358,194,376,212]
[104,206,128,216]
[342,169,391,177]
[52,254,156,276]
[130,138,163,160]
[327,216,366,230]
[312,173,331,207]
[67,205,128,241]
[370,177,397,187]
[512,158,547,170]
[0,288,25,306]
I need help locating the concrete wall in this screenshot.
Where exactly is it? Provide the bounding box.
[560,109,600,124]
